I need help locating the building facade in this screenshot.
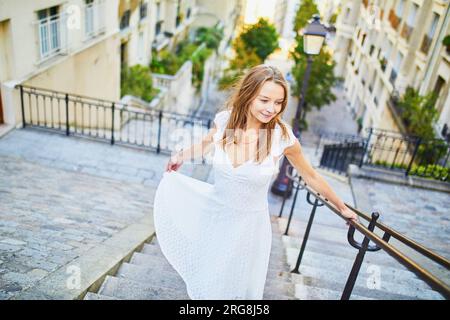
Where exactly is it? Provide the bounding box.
[333,0,450,140]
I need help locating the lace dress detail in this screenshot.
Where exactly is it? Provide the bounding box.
[153,110,297,299]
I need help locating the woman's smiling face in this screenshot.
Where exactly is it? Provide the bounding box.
[249,81,285,124]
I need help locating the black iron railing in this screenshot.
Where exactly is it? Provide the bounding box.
[278,166,450,300]
[309,130,363,155]
[320,141,365,175]
[17,85,212,155]
[319,128,450,181]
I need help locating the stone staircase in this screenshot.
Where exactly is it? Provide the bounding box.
[276,217,446,300]
[83,216,297,300]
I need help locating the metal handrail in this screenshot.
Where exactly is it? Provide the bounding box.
[283,166,450,299]
[347,205,450,269]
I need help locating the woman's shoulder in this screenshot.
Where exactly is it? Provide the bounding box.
[273,120,297,151]
[213,109,231,128]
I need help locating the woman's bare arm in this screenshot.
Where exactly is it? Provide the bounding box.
[176,124,218,163]
[283,140,358,223]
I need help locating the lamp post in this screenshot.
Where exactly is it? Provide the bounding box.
[271,15,328,197]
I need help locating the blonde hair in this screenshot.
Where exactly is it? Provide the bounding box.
[218,64,292,164]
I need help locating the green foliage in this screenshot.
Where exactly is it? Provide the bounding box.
[120,64,157,102]
[397,87,438,140]
[293,0,319,32]
[329,13,338,25]
[443,35,450,46]
[150,31,216,91]
[291,35,340,116]
[240,18,280,61]
[218,18,279,90]
[150,49,184,75]
[195,25,224,51]
[190,44,213,91]
[373,160,449,182]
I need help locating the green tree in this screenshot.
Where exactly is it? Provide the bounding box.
[290,0,337,130]
[293,0,319,32]
[396,87,447,164]
[240,17,280,61]
[218,19,279,90]
[290,36,340,129]
[195,25,224,51]
[398,87,438,140]
[121,64,156,102]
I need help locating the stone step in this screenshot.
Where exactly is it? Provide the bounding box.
[285,246,438,291]
[264,280,295,297]
[98,275,189,300]
[141,243,164,256]
[291,272,444,300]
[130,251,174,269]
[116,262,186,292]
[277,217,350,245]
[281,234,425,271]
[285,250,444,299]
[266,270,292,282]
[294,283,374,300]
[263,292,297,300]
[83,292,124,300]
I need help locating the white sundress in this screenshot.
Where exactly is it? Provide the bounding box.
[153,109,297,300]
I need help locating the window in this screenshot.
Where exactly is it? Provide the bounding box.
[37,6,62,59]
[428,13,439,38]
[421,13,439,53]
[140,1,148,20]
[407,3,418,26]
[120,10,131,30]
[138,31,144,61]
[85,0,94,36]
[395,0,404,17]
[390,51,403,84]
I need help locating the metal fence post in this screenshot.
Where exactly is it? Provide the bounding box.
[341,212,380,300]
[65,93,69,136]
[291,192,324,274]
[111,102,115,145]
[359,127,373,167]
[20,85,26,128]
[156,110,163,153]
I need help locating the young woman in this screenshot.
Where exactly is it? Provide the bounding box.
[153,64,358,300]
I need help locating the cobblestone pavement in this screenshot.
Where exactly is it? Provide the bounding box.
[0,127,208,299]
[0,154,156,299]
[0,129,198,188]
[351,177,450,279]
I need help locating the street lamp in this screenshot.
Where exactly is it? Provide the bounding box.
[271,15,328,197]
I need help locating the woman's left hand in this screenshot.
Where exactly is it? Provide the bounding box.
[339,206,359,226]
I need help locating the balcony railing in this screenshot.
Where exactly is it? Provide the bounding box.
[388,9,401,30]
[84,1,106,39]
[36,12,67,61]
[400,23,413,41]
[421,35,432,54]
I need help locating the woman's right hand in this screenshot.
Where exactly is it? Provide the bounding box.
[165,152,184,172]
